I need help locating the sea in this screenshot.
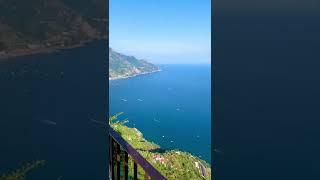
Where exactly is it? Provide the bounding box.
[0,41,211,180]
[109,64,212,163]
[0,41,108,179]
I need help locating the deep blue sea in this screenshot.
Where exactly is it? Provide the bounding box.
[0,41,107,179]
[109,64,211,163]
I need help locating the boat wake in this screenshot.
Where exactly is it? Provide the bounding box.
[41,120,57,126]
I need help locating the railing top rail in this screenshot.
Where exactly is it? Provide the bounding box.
[109,126,167,180]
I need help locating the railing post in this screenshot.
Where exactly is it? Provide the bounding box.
[111,138,115,180]
[124,151,128,180]
[145,173,149,180]
[108,135,112,178]
[134,161,138,180]
[116,143,121,180]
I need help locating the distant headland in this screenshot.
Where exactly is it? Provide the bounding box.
[109,48,161,80]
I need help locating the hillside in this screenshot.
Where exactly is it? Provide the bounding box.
[0,0,107,59]
[109,48,160,80]
[110,115,212,179]
[0,160,46,180]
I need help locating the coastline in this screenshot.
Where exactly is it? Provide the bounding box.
[111,121,212,179]
[0,47,58,61]
[0,38,106,62]
[109,69,162,81]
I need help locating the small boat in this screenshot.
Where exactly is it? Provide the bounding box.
[41,120,57,126]
[154,118,160,123]
[213,148,224,154]
[90,119,108,126]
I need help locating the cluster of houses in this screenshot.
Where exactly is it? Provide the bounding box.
[152,154,168,165]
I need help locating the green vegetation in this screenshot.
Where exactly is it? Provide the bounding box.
[0,160,46,180]
[110,114,212,180]
[109,48,160,80]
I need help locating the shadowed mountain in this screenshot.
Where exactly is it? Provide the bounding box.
[0,0,107,58]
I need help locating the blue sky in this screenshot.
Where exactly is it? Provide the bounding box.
[110,0,211,64]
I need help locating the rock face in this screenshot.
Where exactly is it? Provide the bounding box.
[109,48,160,80]
[0,0,107,54]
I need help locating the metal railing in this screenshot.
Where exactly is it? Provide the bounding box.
[109,126,167,180]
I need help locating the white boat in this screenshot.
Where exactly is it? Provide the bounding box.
[154,118,160,123]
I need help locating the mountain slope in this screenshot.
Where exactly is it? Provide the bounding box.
[0,0,107,57]
[109,48,160,80]
[110,119,212,179]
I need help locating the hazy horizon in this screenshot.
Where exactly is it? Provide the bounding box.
[110,0,211,64]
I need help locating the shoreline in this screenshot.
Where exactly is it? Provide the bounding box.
[109,69,162,81]
[0,38,106,62]
[111,122,212,179]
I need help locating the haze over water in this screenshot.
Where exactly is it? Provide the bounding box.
[109,64,211,162]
